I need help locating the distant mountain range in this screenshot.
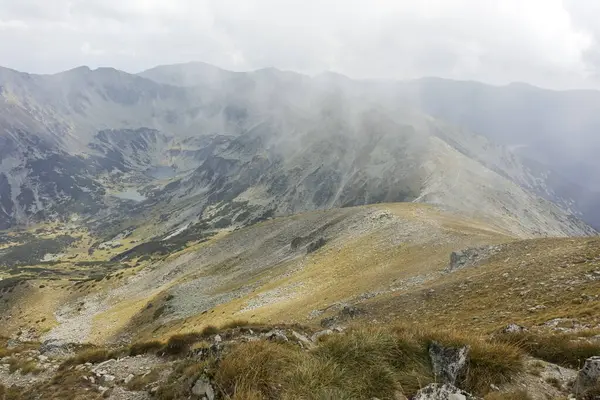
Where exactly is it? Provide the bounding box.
[0,62,597,236]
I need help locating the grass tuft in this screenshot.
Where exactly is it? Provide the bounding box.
[59,347,124,370]
[164,332,202,355]
[129,340,164,356]
[484,390,532,400]
[496,331,600,368]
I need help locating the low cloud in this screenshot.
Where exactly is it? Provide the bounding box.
[0,0,598,89]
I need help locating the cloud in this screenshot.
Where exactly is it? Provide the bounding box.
[0,0,597,89]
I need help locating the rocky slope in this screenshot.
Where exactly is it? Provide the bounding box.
[0,63,594,237]
[1,204,600,399]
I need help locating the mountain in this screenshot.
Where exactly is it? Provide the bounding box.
[391,77,600,228]
[0,63,595,238]
[2,63,600,400]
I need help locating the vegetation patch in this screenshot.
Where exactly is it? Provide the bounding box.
[495,331,600,368]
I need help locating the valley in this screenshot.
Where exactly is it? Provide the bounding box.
[1,62,600,399]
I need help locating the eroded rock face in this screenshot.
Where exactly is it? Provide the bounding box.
[414,383,478,400]
[429,342,470,385]
[573,356,600,396]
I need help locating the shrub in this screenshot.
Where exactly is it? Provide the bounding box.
[201,325,220,336]
[164,333,202,355]
[59,347,123,370]
[129,340,164,356]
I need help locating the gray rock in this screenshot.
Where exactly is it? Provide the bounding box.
[573,356,600,395]
[124,374,135,384]
[429,341,470,385]
[213,334,222,344]
[263,330,288,342]
[191,376,215,400]
[501,323,527,334]
[102,374,116,384]
[291,331,314,349]
[340,304,363,319]
[414,383,478,400]
[39,339,71,356]
[311,329,334,342]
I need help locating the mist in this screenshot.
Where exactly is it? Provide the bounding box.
[1,0,600,90]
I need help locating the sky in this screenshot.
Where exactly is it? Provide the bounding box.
[1,0,600,89]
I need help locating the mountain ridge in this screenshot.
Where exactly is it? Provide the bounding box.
[0,62,596,237]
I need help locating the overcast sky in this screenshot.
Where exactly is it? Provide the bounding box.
[1,0,600,89]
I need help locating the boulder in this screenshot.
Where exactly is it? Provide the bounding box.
[449,251,469,271]
[191,376,215,400]
[429,341,470,385]
[414,383,478,400]
[573,356,600,395]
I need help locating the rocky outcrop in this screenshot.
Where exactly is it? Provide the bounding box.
[320,304,364,328]
[573,356,600,396]
[414,383,478,400]
[429,342,470,385]
[447,245,502,272]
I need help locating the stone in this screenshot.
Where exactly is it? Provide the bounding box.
[263,330,288,342]
[429,342,470,385]
[291,331,314,349]
[311,329,334,342]
[39,339,71,356]
[394,392,408,400]
[414,383,478,400]
[124,374,135,384]
[320,316,338,328]
[340,304,363,319]
[191,376,215,400]
[501,324,527,334]
[449,251,468,271]
[37,355,48,362]
[213,334,222,344]
[573,356,600,395]
[102,374,116,384]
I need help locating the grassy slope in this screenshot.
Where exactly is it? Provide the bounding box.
[2,202,598,348]
[367,236,600,333]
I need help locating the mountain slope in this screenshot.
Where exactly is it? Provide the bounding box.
[0,63,594,237]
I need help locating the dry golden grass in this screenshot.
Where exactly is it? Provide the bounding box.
[495,330,600,369]
[128,340,164,356]
[59,347,126,370]
[368,236,600,333]
[211,325,524,399]
[7,358,42,375]
[484,390,532,400]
